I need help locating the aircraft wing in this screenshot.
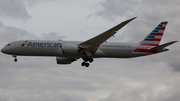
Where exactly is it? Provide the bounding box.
[78,17,137,55]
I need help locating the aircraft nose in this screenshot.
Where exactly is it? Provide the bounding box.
[1,43,16,54]
[1,47,6,53]
[1,46,11,54]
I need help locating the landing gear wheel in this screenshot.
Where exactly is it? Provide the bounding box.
[83,57,93,63]
[12,55,17,62]
[89,58,93,63]
[81,62,86,66]
[14,58,17,62]
[83,58,88,62]
[85,63,90,67]
[81,57,93,67]
[81,62,90,67]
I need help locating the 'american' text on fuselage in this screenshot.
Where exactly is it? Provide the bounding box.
[27,42,61,48]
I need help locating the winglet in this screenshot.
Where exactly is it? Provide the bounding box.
[109,17,137,33]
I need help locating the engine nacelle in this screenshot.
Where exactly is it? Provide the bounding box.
[56,57,76,64]
[62,44,79,54]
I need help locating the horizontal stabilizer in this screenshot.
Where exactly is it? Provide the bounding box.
[150,41,178,50]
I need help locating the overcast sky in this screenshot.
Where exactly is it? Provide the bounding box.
[0,0,180,101]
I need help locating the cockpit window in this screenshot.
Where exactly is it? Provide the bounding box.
[6,44,10,46]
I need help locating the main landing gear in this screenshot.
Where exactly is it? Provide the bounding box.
[81,62,89,67]
[81,57,94,67]
[12,55,17,62]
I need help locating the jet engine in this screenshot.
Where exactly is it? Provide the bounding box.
[56,57,76,64]
[62,44,79,54]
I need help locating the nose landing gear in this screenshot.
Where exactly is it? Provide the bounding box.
[14,58,17,62]
[12,55,17,62]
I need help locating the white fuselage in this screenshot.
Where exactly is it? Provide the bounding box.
[1,40,162,59]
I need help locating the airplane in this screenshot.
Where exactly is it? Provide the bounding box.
[1,17,177,67]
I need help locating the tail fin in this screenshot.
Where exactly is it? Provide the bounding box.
[140,22,168,46]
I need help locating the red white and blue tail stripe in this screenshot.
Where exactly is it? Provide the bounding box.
[140,22,168,46]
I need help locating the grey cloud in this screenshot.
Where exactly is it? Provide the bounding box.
[0,0,73,21]
[0,0,54,21]
[23,0,38,7]
[0,0,31,21]
[1,1,180,101]
[95,0,180,72]
[94,59,180,101]
[167,44,180,72]
[1,57,178,101]
[95,0,180,22]
[0,21,64,44]
[0,21,4,28]
[23,0,68,7]
[95,0,141,21]
[0,23,36,45]
[98,83,180,101]
[41,32,65,40]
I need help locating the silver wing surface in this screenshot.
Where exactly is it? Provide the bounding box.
[78,17,137,56]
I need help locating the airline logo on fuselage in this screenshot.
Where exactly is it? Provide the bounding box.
[21,40,28,47]
[21,40,61,48]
